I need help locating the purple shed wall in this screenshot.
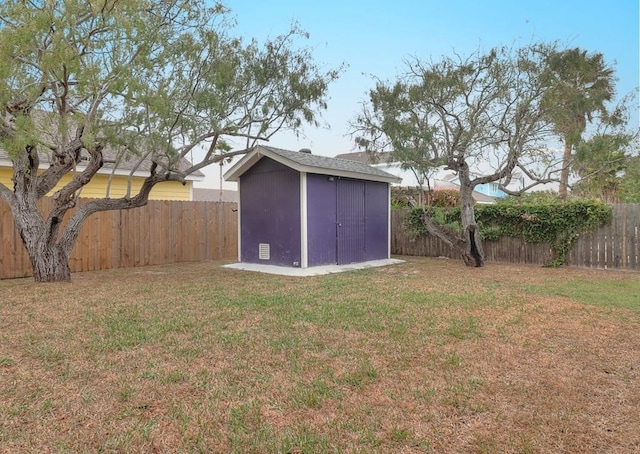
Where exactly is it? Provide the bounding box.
[306,175,389,266]
[237,154,390,269]
[337,179,366,265]
[306,173,337,266]
[240,158,301,266]
[364,181,389,261]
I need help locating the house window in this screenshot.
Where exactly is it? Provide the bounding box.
[491,183,499,192]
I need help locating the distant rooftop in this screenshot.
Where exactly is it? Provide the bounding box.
[192,188,238,203]
[0,110,204,179]
[434,179,496,204]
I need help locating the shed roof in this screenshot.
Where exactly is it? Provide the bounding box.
[224,145,402,184]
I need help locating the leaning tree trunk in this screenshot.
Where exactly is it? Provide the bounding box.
[420,182,484,267]
[458,184,484,267]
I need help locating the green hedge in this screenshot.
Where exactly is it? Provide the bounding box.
[408,200,612,267]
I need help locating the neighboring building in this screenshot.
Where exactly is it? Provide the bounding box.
[444,171,559,198]
[443,172,522,199]
[432,178,496,204]
[335,151,421,187]
[335,151,559,201]
[0,148,204,201]
[192,159,239,202]
[192,187,239,203]
[474,180,509,199]
[335,151,496,203]
[224,145,401,269]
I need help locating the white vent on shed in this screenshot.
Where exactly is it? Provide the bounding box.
[258,243,270,260]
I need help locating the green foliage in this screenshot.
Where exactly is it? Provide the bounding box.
[502,191,561,204]
[409,206,461,237]
[0,0,341,282]
[478,200,612,267]
[572,133,633,201]
[541,48,615,143]
[408,200,612,267]
[391,186,426,208]
[540,47,617,197]
[351,44,555,205]
[391,188,460,209]
[0,0,339,176]
[619,155,640,202]
[0,115,38,158]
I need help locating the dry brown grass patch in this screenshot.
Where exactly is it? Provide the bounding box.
[0,257,638,452]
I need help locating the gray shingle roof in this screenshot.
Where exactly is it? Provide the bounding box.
[254,146,401,182]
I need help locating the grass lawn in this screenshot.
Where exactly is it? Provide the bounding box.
[1,256,639,453]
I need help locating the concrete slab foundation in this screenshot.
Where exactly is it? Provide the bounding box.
[223,258,404,277]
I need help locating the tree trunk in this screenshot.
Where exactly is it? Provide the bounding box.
[420,183,484,267]
[5,168,162,282]
[12,210,71,282]
[28,243,71,282]
[458,183,485,267]
[558,140,572,199]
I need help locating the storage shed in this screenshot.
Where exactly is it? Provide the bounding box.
[224,145,401,269]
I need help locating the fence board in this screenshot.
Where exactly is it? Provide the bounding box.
[119,207,132,269]
[391,205,640,271]
[625,203,640,269]
[0,198,238,279]
[1,209,19,278]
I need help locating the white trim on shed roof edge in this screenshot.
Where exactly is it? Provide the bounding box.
[224,146,402,184]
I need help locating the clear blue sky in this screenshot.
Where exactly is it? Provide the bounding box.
[221,0,639,157]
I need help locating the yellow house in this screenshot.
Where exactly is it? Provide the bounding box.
[0,149,204,201]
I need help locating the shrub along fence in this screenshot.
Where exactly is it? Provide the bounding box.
[0,198,238,280]
[392,203,640,271]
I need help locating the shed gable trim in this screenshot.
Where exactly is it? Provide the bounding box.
[224,146,401,184]
[300,172,308,268]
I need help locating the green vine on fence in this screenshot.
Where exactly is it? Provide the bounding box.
[408,200,612,267]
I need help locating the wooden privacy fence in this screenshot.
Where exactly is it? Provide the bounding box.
[392,204,640,271]
[0,198,238,279]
